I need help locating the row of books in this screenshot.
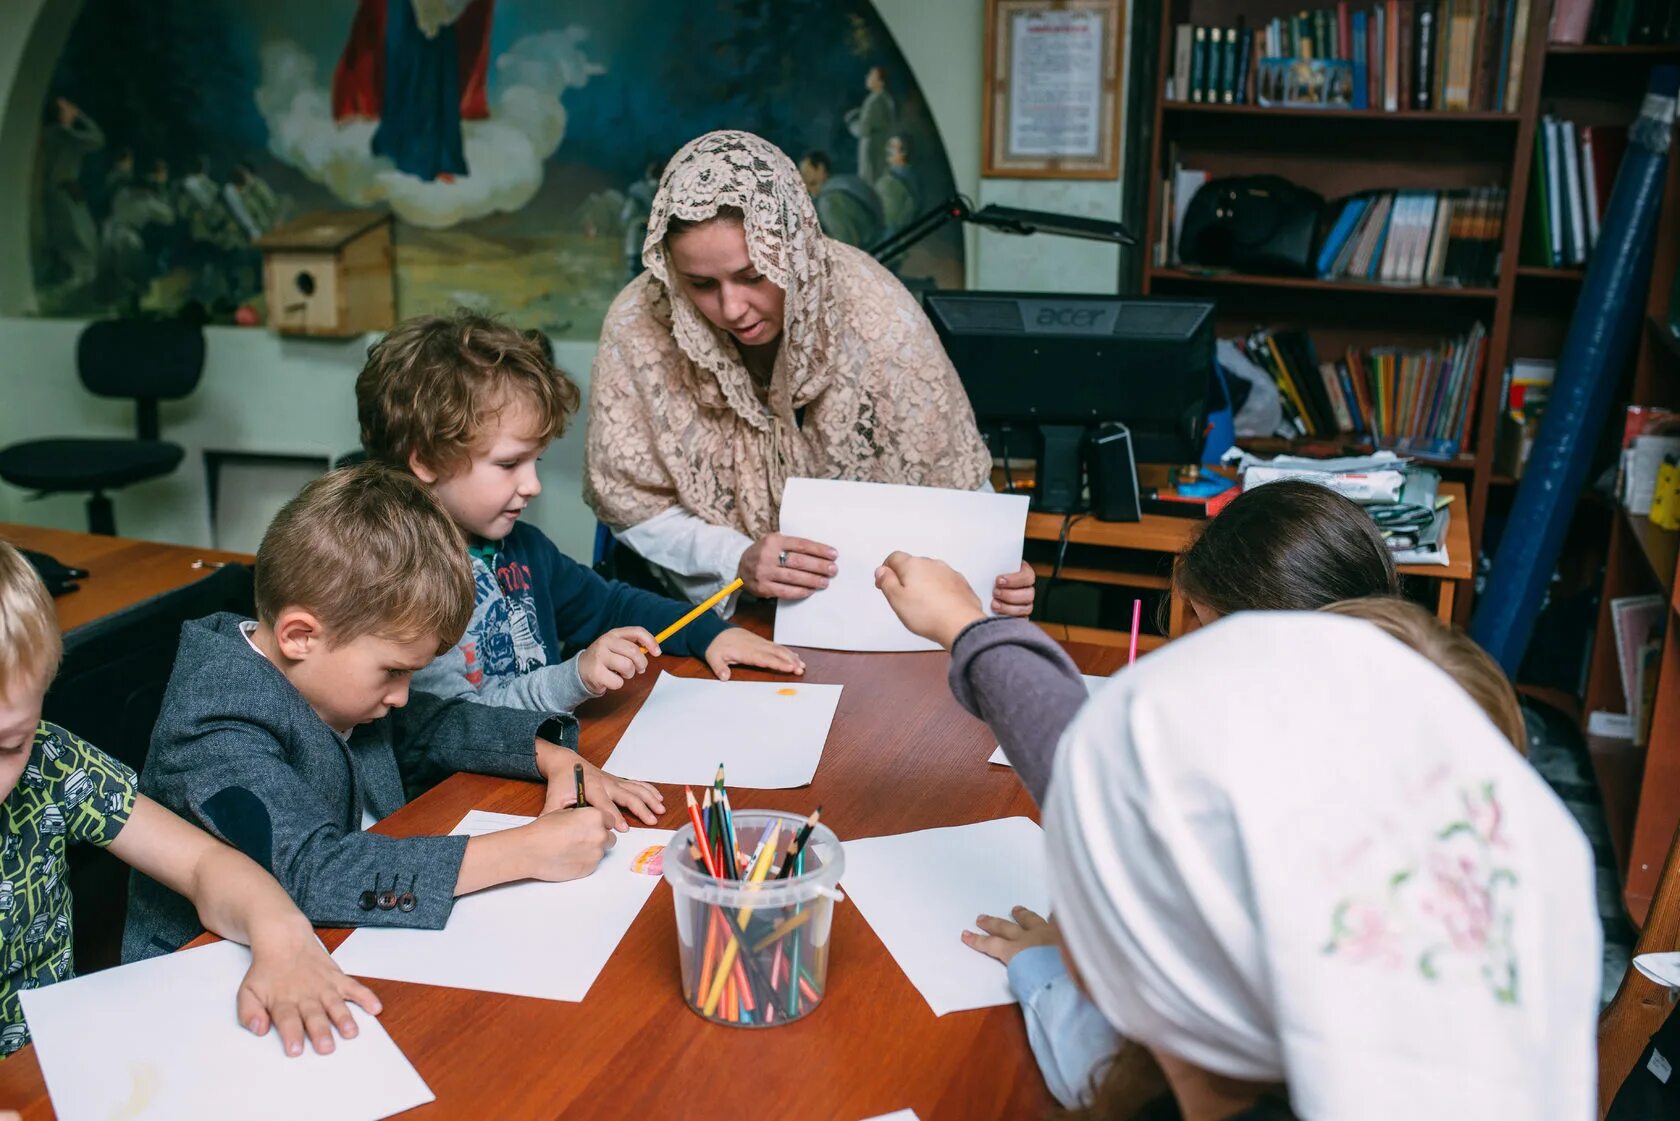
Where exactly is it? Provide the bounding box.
[1166,0,1532,111]
[1551,0,1680,43]
[1316,187,1507,287]
[1226,324,1487,457]
[1492,357,1553,476]
[1521,118,1624,268]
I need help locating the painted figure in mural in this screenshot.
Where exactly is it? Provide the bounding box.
[843,65,895,187]
[585,131,1035,618]
[331,0,495,182]
[99,155,173,308]
[874,134,921,237]
[797,149,883,251]
[174,156,248,306]
[223,163,288,243]
[37,98,104,296]
[620,159,664,282]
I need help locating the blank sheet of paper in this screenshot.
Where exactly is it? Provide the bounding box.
[332,812,672,1002]
[601,671,843,787]
[20,939,432,1121]
[774,478,1029,652]
[842,817,1050,1016]
[989,675,1107,765]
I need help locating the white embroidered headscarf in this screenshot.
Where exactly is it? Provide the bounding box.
[584,130,991,539]
[1045,612,1599,1121]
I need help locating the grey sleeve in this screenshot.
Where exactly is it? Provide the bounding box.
[390,689,571,792]
[412,645,600,713]
[947,616,1091,806]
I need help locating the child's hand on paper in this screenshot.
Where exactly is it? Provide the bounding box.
[702,628,806,681]
[991,561,1037,617]
[961,905,1058,965]
[536,742,665,827]
[737,532,838,600]
[873,551,987,650]
[578,626,660,694]
[520,806,619,880]
[238,917,383,1057]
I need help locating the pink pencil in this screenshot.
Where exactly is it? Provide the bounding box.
[1127,599,1142,665]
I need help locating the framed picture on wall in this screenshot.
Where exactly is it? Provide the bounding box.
[983,0,1126,179]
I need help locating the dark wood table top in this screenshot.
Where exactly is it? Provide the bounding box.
[0,603,1122,1120]
[0,523,252,634]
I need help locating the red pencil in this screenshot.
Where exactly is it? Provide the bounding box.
[684,787,721,878]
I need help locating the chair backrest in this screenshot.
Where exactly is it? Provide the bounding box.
[77,319,205,440]
[42,563,255,971]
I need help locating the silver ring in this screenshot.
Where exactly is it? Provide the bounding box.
[777,549,789,567]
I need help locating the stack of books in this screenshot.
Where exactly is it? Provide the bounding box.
[1316,187,1507,287]
[1551,0,1680,44]
[1224,324,1487,459]
[1521,119,1624,268]
[1167,0,1532,111]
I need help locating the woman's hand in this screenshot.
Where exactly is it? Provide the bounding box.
[991,561,1036,617]
[873,551,986,650]
[738,533,838,600]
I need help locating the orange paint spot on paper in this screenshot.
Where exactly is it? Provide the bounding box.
[777,687,798,696]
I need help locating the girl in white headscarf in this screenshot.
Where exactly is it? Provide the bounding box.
[875,555,1600,1119]
[584,130,1035,616]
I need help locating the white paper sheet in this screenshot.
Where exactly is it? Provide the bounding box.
[842,817,1050,1016]
[601,671,842,788]
[774,478,1029,652]
[332,811,672,1002]
[990,675,1107,765]
[1635,952,1680,989]
[859,1112,922,1121]
[20,939,432,1121]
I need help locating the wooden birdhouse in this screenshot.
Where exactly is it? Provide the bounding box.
[255,210,395,337]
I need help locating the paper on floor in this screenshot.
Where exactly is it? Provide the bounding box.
[774,478,1029,652]
[990,674,1107,765]
[20,939,432,1121]
[332,811,671,1002]
[842,817,1050,1016]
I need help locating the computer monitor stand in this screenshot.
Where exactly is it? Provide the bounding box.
[1034,424,1085,514]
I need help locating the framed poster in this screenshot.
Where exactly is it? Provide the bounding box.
[983,0,1125,179]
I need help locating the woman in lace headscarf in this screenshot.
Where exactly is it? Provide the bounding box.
[584,130,1035,615]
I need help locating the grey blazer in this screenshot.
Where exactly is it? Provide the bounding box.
[123,613,575,962]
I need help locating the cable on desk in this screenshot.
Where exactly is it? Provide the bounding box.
[1041,513,1087,619]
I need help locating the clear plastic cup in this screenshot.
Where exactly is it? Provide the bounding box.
[663,809,844,1028]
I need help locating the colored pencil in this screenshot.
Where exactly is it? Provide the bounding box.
[573,762,586,809]
[651,578,744,648]
[774,806,822,879]
[701,821,781,1016]
[1128,599,1141,666]
[684,788,720,878]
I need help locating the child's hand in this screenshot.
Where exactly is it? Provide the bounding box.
[873,551,987,650]
[991,561,1037,617]
[519,806,618,881]
[578,626,660,694]
[702,628,806,681]
[537,743,665,828]
[961,905,1058,966]
[238,919,383,1057]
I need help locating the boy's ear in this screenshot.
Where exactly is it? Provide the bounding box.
[272,607,328,661]
[408,451,439,485]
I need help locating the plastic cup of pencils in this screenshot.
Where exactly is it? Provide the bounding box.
[664,810,844,1028]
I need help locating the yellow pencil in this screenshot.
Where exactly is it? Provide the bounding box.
[650,578,745,649]
[701,820,781,1017]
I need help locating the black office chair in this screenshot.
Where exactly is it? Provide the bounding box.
[0,319,205,536]
[42,563,255,971]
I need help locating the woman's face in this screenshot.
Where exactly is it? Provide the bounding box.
[666,218,787,349]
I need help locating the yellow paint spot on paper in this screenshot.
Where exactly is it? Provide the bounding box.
[111,1061,159,1121]
[777,687,798,696]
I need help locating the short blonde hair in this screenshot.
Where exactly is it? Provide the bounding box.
[256,463,472,653]
[356,310,580,478]
[1325,596,1527,753]
[0,542,62,698]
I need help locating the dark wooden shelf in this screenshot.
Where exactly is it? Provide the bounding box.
[1162,101,1520,122]
[1236,435,1478,470]
[1516,264,1586,280]
[1148,266,1499,299]
[1547,42,1680,55]
[1649,314,1680,363]
[1490,474,1520,486]
[1627,509,1680,599]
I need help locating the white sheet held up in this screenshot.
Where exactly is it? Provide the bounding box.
[842,817,1050,1016]
[774,478,1029,652]
[990,675,1106,764]
[332,812,671,1002]
[20,939,432,1121]
[601,671,842,788]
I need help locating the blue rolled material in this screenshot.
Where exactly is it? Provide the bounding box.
[1470,66,1679,672]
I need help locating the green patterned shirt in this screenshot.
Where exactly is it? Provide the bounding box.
[0,722,136,1056]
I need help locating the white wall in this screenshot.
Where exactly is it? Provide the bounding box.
[0,0,1126,557]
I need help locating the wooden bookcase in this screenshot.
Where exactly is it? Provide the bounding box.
[1136,0,1679,632]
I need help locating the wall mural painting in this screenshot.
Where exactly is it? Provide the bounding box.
[30,0,964,339]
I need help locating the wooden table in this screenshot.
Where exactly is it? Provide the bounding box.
[0,523,252,633]
[0,607,1124,1120]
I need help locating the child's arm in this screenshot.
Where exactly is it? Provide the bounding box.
[410,642,599,714]
[109,795,382,1056]
[545,539,730,660]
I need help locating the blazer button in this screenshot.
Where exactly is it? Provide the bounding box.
[396,892,417,913]
[376,890,398,911]
[358,890,377,911]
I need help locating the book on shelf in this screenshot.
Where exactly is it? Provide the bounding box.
[1618,405,1680,512]
[1221,323,1486,458]
[1166,0,1528,111]
[1157,161,1210,265]
[1317,187,1506,286]
[1551,0,1680,44]
[1521,118,1624,267]
[1493,356,1554,476]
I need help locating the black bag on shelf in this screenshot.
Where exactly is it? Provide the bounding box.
[1179,175,1325,277]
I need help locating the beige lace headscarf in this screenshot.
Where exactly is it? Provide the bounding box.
[584,129,991,540]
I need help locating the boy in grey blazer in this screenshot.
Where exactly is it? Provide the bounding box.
[124,464,665,961]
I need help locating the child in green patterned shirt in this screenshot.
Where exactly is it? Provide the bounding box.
[0,541,380,1067]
